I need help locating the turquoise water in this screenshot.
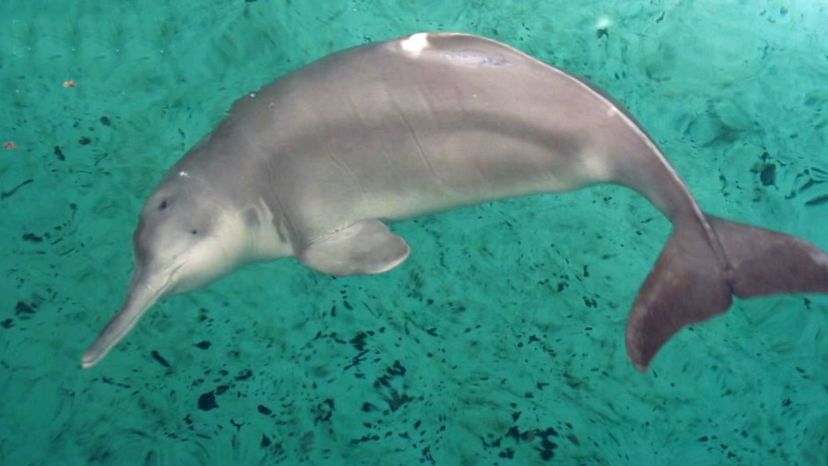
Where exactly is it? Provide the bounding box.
[2,1,827,464]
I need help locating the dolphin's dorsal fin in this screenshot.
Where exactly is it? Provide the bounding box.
[298,219,410,276]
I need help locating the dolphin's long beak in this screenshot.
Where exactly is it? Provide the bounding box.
[81,266,174,369]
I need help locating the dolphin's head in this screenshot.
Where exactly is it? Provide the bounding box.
[81,171,248,369]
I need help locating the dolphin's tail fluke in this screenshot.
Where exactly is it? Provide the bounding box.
[626,215,828,371]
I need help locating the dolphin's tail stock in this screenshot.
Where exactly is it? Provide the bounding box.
[626,214,828,371]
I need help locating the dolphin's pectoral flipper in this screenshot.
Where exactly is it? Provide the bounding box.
[298,219,411,276]
[626,215,828,371]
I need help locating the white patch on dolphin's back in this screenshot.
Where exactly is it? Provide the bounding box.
[441,51,509,67]
[400,33,430,56]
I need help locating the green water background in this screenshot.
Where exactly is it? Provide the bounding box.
[1,1,827,464]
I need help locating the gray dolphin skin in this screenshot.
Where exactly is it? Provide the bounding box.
[81,33,828,371]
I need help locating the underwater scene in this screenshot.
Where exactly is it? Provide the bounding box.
[1,0,827,465]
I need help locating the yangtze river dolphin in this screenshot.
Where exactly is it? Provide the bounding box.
[81,33,828,371]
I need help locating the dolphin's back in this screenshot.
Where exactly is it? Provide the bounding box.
[210,34,690,231]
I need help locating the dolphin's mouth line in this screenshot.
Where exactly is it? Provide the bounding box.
[147,261,184,294]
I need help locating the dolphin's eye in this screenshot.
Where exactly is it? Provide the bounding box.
[191,229,198,235]
[159,200,168,210]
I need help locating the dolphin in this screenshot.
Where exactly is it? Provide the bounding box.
[81,33,828,371]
